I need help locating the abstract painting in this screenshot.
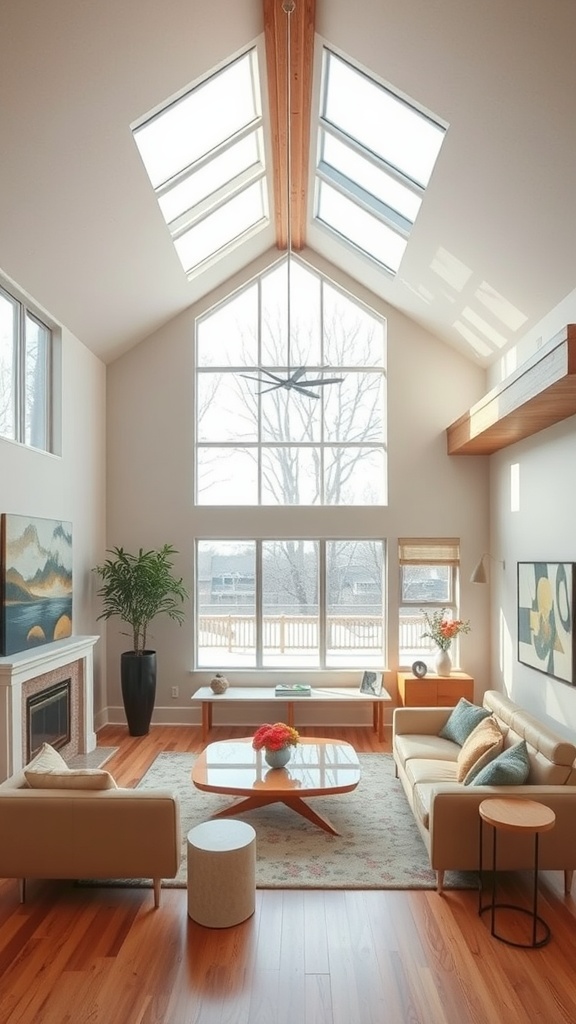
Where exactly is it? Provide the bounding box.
[517,561,575,685]
[1,514,72,656]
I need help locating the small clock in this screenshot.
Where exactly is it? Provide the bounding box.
[412,660,428,678]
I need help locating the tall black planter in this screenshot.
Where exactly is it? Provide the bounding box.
[120,651,157,736]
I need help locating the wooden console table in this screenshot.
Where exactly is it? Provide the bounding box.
[396,671,474,707]
[192,685,392,743]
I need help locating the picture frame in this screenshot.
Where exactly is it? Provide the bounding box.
[517,561,575,686]
[360,670,383,696]
[1,514,73,656]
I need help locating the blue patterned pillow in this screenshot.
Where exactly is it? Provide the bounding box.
[439,698,491,746]
[469,740,530,786]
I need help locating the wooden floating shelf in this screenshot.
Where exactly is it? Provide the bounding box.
[447,324,576,455]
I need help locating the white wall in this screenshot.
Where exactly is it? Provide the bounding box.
[489,416,576,739]
[0,282,107,723]
[105,254,491,727]
[489,285,576,389]
[480,283,576,739]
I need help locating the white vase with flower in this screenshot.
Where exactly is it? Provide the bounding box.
[421,608,471,676]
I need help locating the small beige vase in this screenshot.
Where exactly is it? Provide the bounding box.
[210,673,229,694]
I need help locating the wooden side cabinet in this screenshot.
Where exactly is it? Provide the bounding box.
[397,671,474,707]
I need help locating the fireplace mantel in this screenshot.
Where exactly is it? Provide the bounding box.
[0,635,99,781]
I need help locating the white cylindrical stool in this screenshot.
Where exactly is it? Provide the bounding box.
[187,819,256,928]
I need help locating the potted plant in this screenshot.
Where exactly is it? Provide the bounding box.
[93,544,188,736]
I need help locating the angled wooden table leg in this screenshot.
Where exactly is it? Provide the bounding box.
[283,796,339,835]
[208,792,340,835]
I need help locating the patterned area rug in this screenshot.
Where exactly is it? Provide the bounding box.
[133,751,474,890]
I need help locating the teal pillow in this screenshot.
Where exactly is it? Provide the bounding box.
[469,740,530,786]
[439,698,491,746]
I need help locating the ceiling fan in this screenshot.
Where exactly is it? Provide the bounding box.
[241,0,344,400]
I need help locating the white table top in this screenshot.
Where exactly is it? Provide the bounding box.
[192,685,391,703]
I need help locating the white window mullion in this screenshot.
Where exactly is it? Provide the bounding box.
[17,305,26,442]
[255,540,263,668]
[319,541,327,666]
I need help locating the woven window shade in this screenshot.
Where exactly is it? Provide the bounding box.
[398,538,460,565]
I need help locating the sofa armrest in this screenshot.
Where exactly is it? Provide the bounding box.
[393,706,453,736]
[427,783,576,873]
[0,788,182,881]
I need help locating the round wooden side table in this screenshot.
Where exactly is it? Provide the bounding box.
[478,797,555,948]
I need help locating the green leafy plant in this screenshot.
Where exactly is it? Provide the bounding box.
[93,545,188,654]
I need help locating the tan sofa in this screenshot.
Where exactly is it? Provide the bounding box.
[0,759,181,907]
[393,689,576,892]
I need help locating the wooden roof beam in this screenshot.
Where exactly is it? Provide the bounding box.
[263,0,316,251]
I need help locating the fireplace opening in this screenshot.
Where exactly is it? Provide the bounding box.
[27,680,71,761]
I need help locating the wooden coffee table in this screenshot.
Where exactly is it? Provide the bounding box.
[192,737,361,835]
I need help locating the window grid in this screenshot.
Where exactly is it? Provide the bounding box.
[398,538,462,668]
[132,48,268,278]
[315,48,446,276]
[0,284,52,452]
[195,256,387,507]
[196,538,385,671]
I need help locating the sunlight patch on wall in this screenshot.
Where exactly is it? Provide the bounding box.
[461,307,508,349]
[430,247,472,292]
[453,320,493,358]
[475,281,527,333]
[510,462,520,512]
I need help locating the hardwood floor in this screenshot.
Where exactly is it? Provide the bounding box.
[1,724,575,1024]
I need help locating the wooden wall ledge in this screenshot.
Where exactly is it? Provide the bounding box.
[447,324,576,455]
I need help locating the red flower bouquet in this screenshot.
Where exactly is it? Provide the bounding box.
[252,722,300,751]
[421,608,471,651]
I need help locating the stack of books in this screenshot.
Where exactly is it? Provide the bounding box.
[274,683,311,697]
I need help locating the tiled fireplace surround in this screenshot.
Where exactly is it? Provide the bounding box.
[0,636,98,782]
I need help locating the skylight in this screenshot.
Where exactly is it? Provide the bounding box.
[132,48,268,277]
[316,49,446,275]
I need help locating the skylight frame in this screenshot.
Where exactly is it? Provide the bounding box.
[132,46,269,278]
[314,47,446,276]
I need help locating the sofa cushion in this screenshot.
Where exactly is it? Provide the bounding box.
[394,733,460,768]
[25,742,68,773]
[456,716,504,783]
[24,768,117,790]
[404,758,459,788]
[469,740,530,786]
[439,698,491,745]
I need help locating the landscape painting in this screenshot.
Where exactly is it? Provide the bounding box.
[517,561,575,685]
[1,515,73,656]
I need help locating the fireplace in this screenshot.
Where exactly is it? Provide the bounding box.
[0,635,98,781]
[27,679,71,761]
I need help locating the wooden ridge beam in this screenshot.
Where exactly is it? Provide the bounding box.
[263,0,316,251]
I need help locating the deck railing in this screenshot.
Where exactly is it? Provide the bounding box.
[198,614,429,654]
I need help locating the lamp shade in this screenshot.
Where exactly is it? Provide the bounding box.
[471,555,488,584]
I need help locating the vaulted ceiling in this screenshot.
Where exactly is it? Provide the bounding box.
[0,0,575,367]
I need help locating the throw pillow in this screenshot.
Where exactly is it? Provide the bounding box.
[456,716,504,783]
[439,698,491,746]
[469,740,531,786]
[24,742,68,774]
[24,768,117,790]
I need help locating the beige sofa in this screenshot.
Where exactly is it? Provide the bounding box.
[0,756,181,907]
[393,689,576,892]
